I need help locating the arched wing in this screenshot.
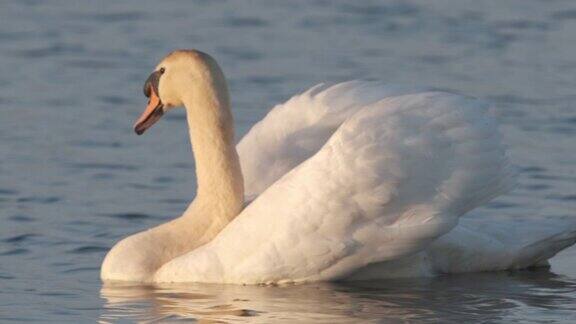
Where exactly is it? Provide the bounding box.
[156,90,515,284]
[237,81,423,198]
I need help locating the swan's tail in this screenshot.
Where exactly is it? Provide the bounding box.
[511,225,576,269]
[339,218,576,280]
[428,217,576,274]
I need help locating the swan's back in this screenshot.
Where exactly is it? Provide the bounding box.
[155,82,517,284]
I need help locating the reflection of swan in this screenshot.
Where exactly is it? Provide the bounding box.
[101,49,576,284]
[100,270,576,322]
[100,281,379,322]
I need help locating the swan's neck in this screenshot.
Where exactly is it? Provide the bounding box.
[182,77,244,225]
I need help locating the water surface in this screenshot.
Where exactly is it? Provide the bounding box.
[1,0,576,322]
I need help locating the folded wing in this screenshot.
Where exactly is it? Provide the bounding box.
[155,84,515,284]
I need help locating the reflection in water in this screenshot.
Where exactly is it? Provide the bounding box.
[101,270,576,323]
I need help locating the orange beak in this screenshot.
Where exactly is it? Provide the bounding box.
[134,86,164,135]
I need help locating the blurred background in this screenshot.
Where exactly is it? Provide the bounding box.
[1,0,576,322]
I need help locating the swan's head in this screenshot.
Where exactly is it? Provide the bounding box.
[134,49,228,135]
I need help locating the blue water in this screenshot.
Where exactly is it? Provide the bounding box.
[1,0,576,322]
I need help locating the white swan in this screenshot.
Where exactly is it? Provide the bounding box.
[101,50,576,284]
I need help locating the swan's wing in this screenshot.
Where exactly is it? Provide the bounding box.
[348,214,576,280]
[156,91,516,284]
[429,214,576,273]
[237,81,424,198]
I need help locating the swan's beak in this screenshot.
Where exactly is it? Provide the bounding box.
[134,86,164,135]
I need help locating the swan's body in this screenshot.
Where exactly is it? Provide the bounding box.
[101,50,576,284]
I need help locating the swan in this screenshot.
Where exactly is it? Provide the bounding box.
[101,49,576,284]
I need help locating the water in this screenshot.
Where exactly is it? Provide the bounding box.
[1,0,576,322]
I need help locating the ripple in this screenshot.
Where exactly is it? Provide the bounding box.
[78,11,148,23]
[418,54,451,65]
[105,212,154,220]
[159,198,188,204]
[3,233,38,243]
[340,3,419,17]
[38,291,77,297]
[549,126,575,135]
[0,188,19,196]
[71,140,123,148]
[66,59,118,70]
[489,94,542,105]
[69,163,138,171]
[172,162,192,169]
[530,174,576,182]
[485,201,518,209]
[91,173,115,180]
[496,20,549,31]
[547,195,576,202]
[0,30,36,42]
[552,10,576,20]
[17,196,60,204]
[125,183,164,190]
[62,267,100,274]
[99,95,130,105]
[0,248,29,256]
[153,176,175,184]
[69,246,109,254]
[198,304,259,317]
[46,97,79,108]
[93,232,116,239]
[218,46,262,61]
[248,76,283,85]
[523,184,550,191]
[13,43,85,58]
[226,17,268,28]
[520,166,547,174]
[8,215,35,222]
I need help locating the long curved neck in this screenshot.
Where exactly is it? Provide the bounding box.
[182,73,244,225]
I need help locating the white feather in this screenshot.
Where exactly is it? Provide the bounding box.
[154,81,574,284]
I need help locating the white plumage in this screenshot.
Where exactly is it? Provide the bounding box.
[154,81,574,284]
[102,51,576,284]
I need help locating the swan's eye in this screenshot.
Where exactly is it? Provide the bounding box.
[143,69,164,98]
